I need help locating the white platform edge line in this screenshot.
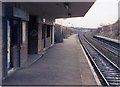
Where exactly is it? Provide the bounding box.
[79,40,101,85]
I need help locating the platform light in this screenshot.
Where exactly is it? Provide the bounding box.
[43,18,46,23]
[64,2,70,10]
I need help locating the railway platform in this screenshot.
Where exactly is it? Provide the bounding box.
[2,34,100,86]
[94,35,120,44]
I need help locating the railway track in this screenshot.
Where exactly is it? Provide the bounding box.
[84,34,119,57]
[83,32,120,68]
[78,33,120,86]
[93,36,120,52]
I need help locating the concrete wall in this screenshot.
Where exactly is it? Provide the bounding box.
[0,1,2,84]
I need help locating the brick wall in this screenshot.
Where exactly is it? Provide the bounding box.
[46,37,51,49]
[0,1,2,84]
[20,41,28,67]
[20,23,28,67]
[0,19,2,85]
[38,23,43,53]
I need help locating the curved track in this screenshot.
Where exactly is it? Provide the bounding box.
[84,32,120,68]
[78,32,120,86]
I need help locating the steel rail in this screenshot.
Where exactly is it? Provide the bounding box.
[78,33,120,86]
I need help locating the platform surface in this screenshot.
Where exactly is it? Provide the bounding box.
[95,35,119,44]
[3,34,98,86]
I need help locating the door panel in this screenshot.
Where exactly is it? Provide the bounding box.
[42,24,46,48]
[7,18,21,71]
[28,16,38,54]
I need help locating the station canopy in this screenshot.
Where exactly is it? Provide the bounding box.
[3,0,95,18]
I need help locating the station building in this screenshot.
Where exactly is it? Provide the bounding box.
[0,1,95,84]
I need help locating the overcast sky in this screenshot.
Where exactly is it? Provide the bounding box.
[55,0,120,28]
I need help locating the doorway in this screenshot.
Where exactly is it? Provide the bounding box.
[28,16,38,54]
[42,24,46,48]
[6,18,21,72]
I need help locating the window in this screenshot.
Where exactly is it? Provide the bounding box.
[22,21,26,44]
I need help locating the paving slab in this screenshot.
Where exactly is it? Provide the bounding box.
[2,34,98,86]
